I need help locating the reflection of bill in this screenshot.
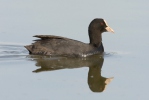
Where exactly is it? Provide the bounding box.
[28,54,113,92]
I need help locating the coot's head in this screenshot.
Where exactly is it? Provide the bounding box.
[89,18,114,33]
[88,18,114,47]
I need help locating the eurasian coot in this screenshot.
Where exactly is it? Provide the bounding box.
[25,18,114,57]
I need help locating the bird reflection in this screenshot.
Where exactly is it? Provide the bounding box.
[28,54,113,92]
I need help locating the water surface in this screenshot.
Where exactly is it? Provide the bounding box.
[0,0,149,100]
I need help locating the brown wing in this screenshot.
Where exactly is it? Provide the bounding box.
[25,35,92,56]
[33,35,70,40]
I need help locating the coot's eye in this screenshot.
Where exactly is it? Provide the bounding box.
[100,22,104,25]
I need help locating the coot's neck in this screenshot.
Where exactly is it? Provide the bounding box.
[88,29,102,47]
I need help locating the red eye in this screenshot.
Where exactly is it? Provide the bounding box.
[100,22,104,25]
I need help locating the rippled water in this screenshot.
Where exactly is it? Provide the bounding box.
[0,45,29,63]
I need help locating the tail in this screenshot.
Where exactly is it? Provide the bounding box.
[24,45,32,54]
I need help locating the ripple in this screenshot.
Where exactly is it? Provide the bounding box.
[104,52,117,56]
[104,51,130,57]
[0,44,28,61]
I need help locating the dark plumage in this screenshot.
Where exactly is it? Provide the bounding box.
[25,18,114,57]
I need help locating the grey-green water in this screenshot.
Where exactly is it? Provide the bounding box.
[0,0,149,100]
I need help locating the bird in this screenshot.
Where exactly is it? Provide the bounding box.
[25,18,114,57]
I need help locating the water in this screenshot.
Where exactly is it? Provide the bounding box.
[0,0,149,100]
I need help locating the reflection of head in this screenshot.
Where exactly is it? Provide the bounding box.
[88,75,113,92]
[88,59,113,92]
